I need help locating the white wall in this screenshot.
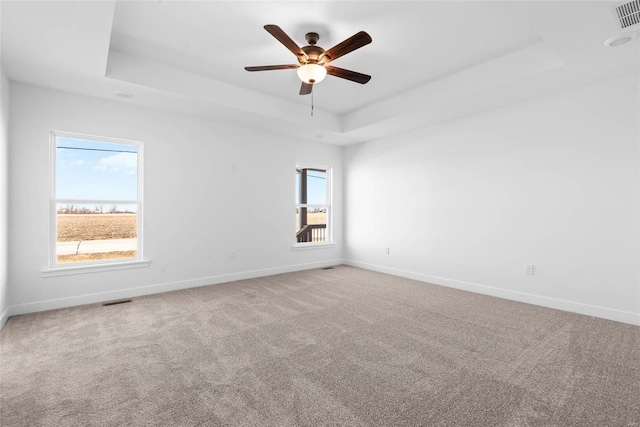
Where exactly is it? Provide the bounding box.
[0,67,9,328]
[345,76,640,325]
[7,83,343,315]
[5,77,639,326]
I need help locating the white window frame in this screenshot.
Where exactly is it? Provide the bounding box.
[45,130,148,276]
[294,162,334,249]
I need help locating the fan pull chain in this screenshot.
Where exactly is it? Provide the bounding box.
[311,91,314,117]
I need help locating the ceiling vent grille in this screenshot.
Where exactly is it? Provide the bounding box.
[612,0,640,29]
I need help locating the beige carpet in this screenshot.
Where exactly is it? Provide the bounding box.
[1,265,639,426]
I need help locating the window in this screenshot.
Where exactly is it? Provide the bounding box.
[295,164,331,245]
[50,131,143,268]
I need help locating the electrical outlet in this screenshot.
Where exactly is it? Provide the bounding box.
[230,250,237,259]
[231,165,237,173]
[525,264,534,275]
[385,247,390,255]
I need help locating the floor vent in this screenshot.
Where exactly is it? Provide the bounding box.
[321,266,335,270]
[612,0,640,30]
[102,299,133,307]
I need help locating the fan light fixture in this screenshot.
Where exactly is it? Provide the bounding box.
[245,25,372,96]
[297,64,327,84]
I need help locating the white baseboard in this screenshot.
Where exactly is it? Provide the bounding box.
[345,260,640,326]
[2,259,343,327]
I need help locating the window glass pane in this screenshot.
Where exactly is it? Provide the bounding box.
[306,169,327,204]
[295,207,327,243]
[296,167,327,205]
[56,137,138,200]
[56,203,137,263]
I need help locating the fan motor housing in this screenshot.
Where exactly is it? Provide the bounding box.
[301,45,325,64]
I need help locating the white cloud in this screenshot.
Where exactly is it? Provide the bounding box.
[94,153,137,172]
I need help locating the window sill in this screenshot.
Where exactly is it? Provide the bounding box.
[292,243,336,251]
[42,259,151,278]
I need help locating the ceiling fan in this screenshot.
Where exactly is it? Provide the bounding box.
[245,25,372,95]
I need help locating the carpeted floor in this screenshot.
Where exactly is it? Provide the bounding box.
[1,265,639,426]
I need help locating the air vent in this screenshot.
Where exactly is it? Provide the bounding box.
[612,0,640,29]
[102,299,132,307]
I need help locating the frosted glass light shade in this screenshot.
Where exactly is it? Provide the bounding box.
[297,64,327,84]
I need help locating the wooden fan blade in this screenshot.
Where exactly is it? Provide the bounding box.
[325,66,371,84]
[299,82,313,95]
[245,65,299,72]
[320,31,372,64]
[264,25,308,61]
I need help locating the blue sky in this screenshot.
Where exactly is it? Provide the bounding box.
[56,137,138,202]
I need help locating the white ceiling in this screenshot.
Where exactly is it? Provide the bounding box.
[1,1,638,145]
